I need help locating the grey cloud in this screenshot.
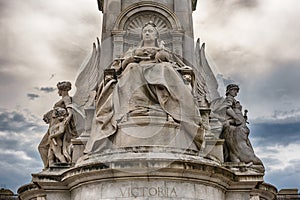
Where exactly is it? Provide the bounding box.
[230,0,258,9]
[273,108,300,119]
[0,131,44,192]
[290,159,300,167]
[0,0,102,101]
[195,0,300,121]
[252,107,300,125]
[0,149,38,165]
[250,122,300,146]
[0,110,45,158]
[210,0,259,10]
[27,93,39,100]
[255,62,300,102]
[196,0,260,28]
[216,74,237,86]
[229,61,300,120]
[251,133,300,190]
[0,137,41,160]
[0,109,46,193]
[264,165,300,190]
[0,110,44,133]
[53,39,100,73]
[261,157,282,167]
[0,154,42,193]
[39,87,56,93]
[0,71,24,89]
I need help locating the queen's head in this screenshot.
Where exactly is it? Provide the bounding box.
[140,21,159,47]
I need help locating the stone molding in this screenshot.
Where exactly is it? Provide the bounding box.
[18,147,276,200]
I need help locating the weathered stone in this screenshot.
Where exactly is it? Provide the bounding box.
[210,84,265,172]
[19,148,277,200]
[38,81,84,169]
[18,1,281,199]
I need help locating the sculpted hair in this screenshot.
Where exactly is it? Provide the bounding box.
[57,81,72,91]
[225,84,239,96]
[43,110,53,124]
[54,107,67,117]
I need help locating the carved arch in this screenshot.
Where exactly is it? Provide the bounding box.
[113,2,182,32]
[111,2,184,58]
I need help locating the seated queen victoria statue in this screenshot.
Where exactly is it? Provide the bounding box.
[84,22,204,153]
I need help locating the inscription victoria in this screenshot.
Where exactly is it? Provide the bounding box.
[120,186,177,198]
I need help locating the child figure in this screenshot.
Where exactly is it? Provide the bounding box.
[232,101,247,124]
[48,107,68,166]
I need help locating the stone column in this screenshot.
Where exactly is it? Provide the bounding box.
[174,0,195,62]
[171,31,183,57]
[112,31,125,59]
[100,0,122,69]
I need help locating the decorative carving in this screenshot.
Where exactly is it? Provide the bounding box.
[113,2,182,31]
[194,40,219,106]
[123,12,173,53]
[111,3,184,58]
[125,13,170,35]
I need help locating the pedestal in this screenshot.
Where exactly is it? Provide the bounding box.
[18,147,277,200]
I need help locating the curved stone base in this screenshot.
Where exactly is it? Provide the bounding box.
[114,116,198,150]
[71,178,225,199]
[18,147,277,200]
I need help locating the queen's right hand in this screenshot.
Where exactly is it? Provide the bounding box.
[121,56,140,69]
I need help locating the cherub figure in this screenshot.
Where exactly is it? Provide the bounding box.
[48,107,69,166]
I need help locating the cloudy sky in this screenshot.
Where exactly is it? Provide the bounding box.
[1,0,300,193]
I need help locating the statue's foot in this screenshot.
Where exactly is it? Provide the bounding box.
[76,154,90,164]
[245,162,253,167]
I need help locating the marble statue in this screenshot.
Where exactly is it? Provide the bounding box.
[38,110,52,169]
[85,22,204,153]
[210,84,264,172]
[48,107,70,165]
[20,2,280,199]
[38,81,84,167]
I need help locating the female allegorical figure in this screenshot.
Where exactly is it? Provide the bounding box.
[48,107,69,166]
[38,81,80,168]
[85,22,204,153]
[221,84,264,171]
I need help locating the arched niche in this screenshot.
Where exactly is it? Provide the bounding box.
[112,2,184,58]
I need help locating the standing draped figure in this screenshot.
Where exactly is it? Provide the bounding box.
[38,81,81,168]
[210,84,264,172]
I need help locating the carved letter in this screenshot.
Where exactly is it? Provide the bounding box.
[170,187,177,197]
[131,187,139,197]
[149,187,157,196]
[120,187,128,197]
[158,187,167,197]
